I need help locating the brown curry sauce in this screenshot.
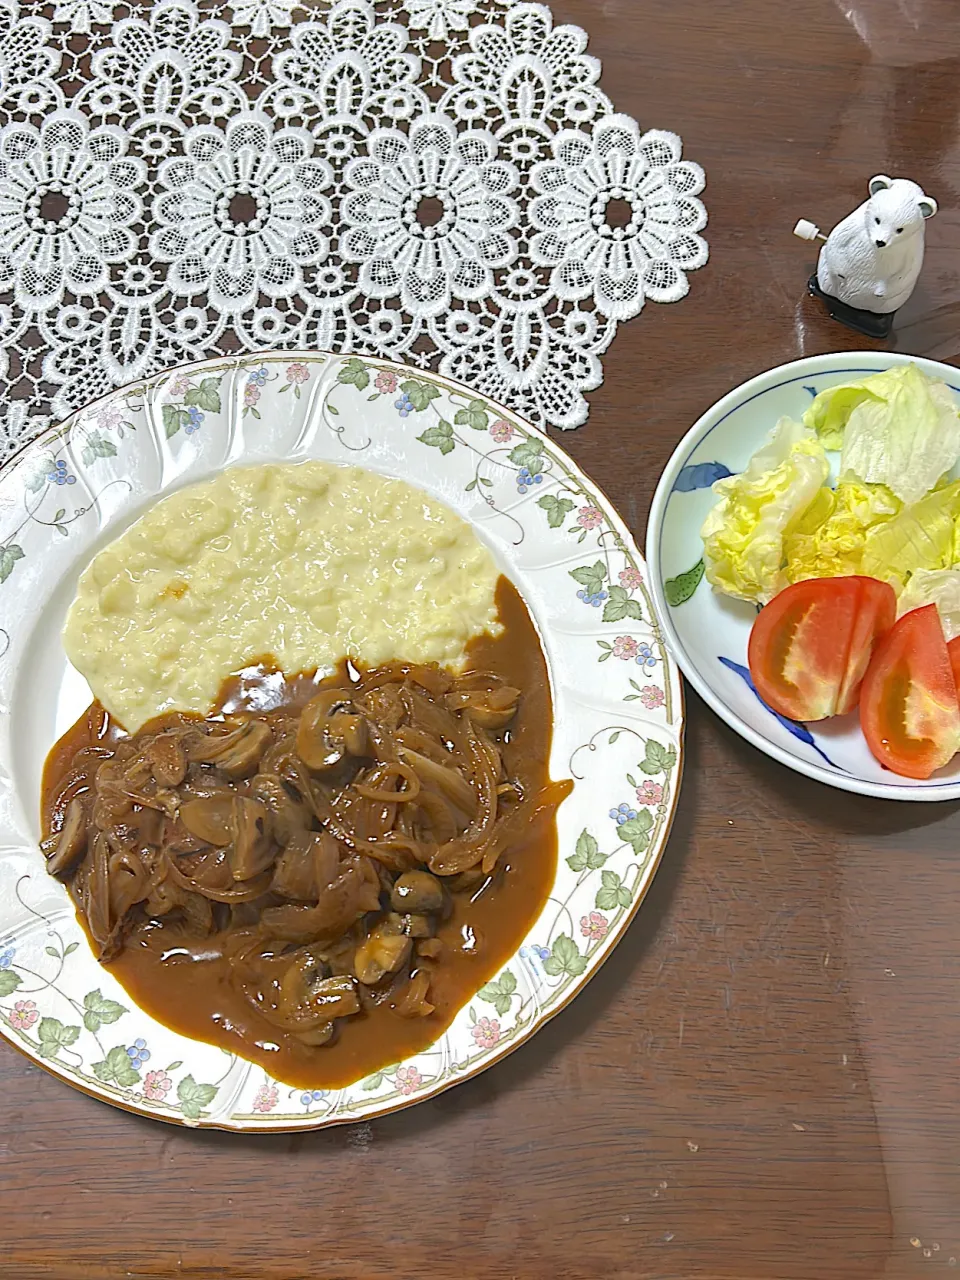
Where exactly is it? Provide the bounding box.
[42,578,570,1090]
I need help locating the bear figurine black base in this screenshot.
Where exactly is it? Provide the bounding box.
[807,273,895,340]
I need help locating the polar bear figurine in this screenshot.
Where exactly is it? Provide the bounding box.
[815,175,937,313]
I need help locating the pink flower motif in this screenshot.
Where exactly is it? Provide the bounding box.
[580,911,609,942]
[576,505,603,530]
[395,1065,422,1096]
[95,404,123,430]
[471,1016,501,1049]
[375,370,398,394]
[244,382,261,407]
[143,1069,172,1101]
[252,1082,279,1113]
[286,362,310,385]
[9,1000,37,1030]
[636,780,663,806]
[613,636,639,660]
[639,685,666,710]
[619,567,644,591]
[168,373,193,398]
[490,419,515,443]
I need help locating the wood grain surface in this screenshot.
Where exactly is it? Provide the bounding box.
[4,1,960,1276]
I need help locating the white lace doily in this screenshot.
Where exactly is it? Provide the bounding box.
[0,0,708,458]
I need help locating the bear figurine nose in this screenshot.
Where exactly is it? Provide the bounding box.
[875,238,887,247]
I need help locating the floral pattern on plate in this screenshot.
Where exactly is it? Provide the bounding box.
[0,350,682,1129]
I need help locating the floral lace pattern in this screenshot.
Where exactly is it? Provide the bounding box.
[0,0,708,458]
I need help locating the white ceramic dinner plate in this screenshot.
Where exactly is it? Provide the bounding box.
[0,352,681,1129]
[646,349,960,801]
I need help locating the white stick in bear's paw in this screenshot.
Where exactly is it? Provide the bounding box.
[814,175,937,314]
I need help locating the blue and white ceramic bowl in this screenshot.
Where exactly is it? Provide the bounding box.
[646,351,960,801]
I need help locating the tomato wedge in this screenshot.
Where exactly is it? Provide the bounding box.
[948,635,960,702]
[748,576,896,721]
[860,604,960,779]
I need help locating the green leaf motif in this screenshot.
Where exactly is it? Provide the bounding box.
[566,829,608,873]
[508,438,545,476]
[0,970,21,997]
[0,544,24,584]
[477,969,517,1016]
[567,828,596,872]
[92,1044,140,1086]
[37,1017,81,1061]
[401,379,441,412]
[177,1074,218,1119]
[602,584,644,624]
[569,560,607,597]
[161,404,188,438]
[596,869,633,911]
[542,934,588,979]
[618,810,653,855]
[537,494,575,528]
[64,941,79,956]
[361,1071,384,1091]
[454,399,489,431]
[665,558,705,606]
[82,988,128,1034]
[417,421,455,455]
[640,739,677,776]
[80,431,118,466]
[337,357,370,390]
[25,468,47,493]
[184,377,221,413]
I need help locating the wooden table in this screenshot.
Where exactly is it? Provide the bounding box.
[5,1,960,1276]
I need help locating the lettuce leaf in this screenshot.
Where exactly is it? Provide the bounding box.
[804,383,884,452]
[803,364,960,505]
[861,478,960,591]
[700,417,829,603]
[784,477,900,583]
[896,568,960,640]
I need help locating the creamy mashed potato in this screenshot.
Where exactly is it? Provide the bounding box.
[64,462,502,730]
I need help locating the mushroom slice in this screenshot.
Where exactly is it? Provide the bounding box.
[179,795,234,846]
[389,869,444,914]
[45,798,87,877]
[444,685,520,730]
[145,734,187,787]
[228,797,274,882]
[279,966,361,1022]
[260,856,379,942]
[297,691,369,773]
[353,918,412,986]
[186,721,272,778]
[395,969,435,1018]
[401,913,435,939]
[249,773,312,845]
[271,831,339,901]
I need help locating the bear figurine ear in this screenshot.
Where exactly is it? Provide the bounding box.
[869,174,893,195]
[918,194,938,219]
